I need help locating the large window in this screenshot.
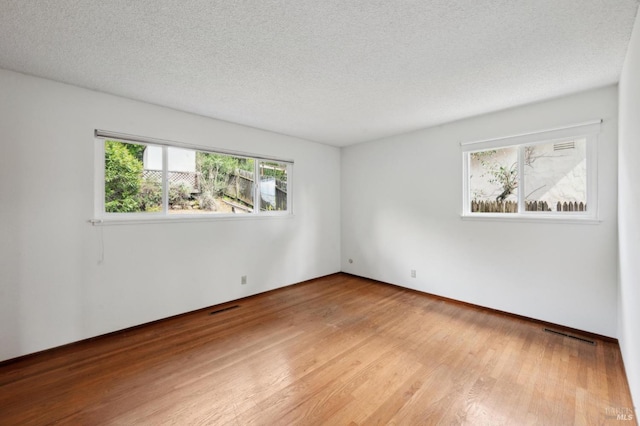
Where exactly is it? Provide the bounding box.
[95,131,292,220]
[462,121,600,220]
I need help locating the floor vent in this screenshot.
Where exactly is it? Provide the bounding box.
[209,305,240,315]
[544,328,596,345]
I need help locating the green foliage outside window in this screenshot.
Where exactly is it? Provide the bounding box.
[197,152,253,196]
[104,141,260,213]
[104,140,144,212]
[138,177,162,212]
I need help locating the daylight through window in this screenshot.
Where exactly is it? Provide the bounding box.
[96,132,292,220]
[462,121,599,220]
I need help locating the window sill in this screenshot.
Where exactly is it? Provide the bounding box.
[460,213,601,225]
[89,212,293,226]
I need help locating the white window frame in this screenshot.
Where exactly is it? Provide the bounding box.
[93,130,293,224]
[461,120,601,223]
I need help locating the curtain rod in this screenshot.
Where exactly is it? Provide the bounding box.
[460,119,602,147]
[95,129,294,164]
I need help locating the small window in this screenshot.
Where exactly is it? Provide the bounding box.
[523,139,587,212]
[469,146,519,213]
[259,161,288,212]
[462,121,599,220]
[95,131,292,221]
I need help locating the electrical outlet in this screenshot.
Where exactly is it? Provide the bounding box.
[411,269,416,278]
[241,275,247,285]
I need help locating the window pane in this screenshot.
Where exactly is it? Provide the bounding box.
[469,147,518,213]
[183,150,254,214]
[105,140,161,213]
[524,139,587,212]
[259,161,288,212]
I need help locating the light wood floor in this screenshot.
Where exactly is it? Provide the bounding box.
[0,273,635,425]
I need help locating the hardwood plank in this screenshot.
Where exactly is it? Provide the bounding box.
[0,274,635,425]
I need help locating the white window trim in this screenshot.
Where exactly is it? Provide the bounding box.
[460,120,601,223]
[92,130,293,225]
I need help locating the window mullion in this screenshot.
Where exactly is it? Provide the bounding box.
[517,145,525,213]
[586,134,597,217]
[462,153,469,215]
[96,140,106,215]
[287,163,292,214]
[254,160,260,214]
[162,146,169,214]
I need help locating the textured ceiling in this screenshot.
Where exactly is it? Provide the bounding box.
[0,1,638,146]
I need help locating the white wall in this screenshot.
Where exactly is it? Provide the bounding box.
[618,10,640,409]
[0,68,341,362]
[342,86,619,337]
